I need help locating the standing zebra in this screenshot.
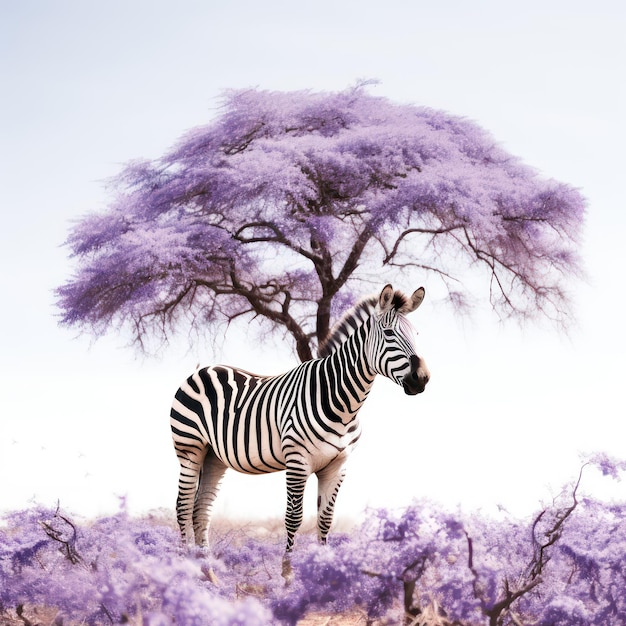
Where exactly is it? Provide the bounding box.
[170,284,430,554]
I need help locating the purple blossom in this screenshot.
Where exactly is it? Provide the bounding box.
[587,451,626,479]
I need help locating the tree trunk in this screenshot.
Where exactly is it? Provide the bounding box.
[315,296,332,348]
[295,335,313,363]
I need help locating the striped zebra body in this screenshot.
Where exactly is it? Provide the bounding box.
[171,284,430,552]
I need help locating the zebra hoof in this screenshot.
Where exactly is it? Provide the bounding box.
[281,555,294,585]
[190,544,210,560]
[202,565,220,584]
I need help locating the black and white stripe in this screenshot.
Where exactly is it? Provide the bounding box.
[170,284,430,552]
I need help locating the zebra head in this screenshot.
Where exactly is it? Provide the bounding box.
[366,284,430,395]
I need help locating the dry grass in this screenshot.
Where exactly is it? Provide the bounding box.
[296,601,452,626]
[4,604,451,626]
[1,604,60,626]
[296,610,372,625]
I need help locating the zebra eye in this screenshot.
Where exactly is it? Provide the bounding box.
[383,328,395,337]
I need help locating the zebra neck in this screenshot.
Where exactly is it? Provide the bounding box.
[326,321,377,409]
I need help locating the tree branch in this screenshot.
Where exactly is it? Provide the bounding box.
[40,503,83,566]
[466,466,585,626]
[228,267,313,361]
[335,225,374,289]
[234,221,321,264]
[382,225,464,265]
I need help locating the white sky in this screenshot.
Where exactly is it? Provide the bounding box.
[1,0,625,525]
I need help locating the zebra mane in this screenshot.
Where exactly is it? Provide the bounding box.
[318,296,377,358]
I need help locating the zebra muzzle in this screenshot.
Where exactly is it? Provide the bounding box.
[402,355,430,395]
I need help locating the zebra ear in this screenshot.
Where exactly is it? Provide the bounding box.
[403,287,425,314]
[378,284,394,311]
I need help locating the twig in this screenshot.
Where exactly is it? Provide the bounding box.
[39,503,83,566]
[15,605,34,626]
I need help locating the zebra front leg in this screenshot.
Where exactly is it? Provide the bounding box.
[316,458,347,545]
[284,464,310,552]
[193,448,228,547]
[282,462,310,582]
[174,448,206,546]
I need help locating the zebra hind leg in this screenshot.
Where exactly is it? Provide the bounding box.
[193,448,228,547]
[316,459,347,545]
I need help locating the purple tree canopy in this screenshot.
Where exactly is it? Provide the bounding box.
[57,84,585,361]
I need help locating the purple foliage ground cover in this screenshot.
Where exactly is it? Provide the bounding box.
[2,459,625,625]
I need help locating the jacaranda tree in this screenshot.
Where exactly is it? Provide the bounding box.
[57,83,585,361]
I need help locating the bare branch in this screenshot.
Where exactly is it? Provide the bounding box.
[465,466,585,626]
[335,225,374,290]
[228,267,313,361]
[40,503,83,566]
[382,225,464,265]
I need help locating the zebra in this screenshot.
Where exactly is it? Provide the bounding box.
[170,284,430,555]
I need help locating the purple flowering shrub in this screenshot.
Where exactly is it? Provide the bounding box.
[2,457,625,625]
[0,506,272,625]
